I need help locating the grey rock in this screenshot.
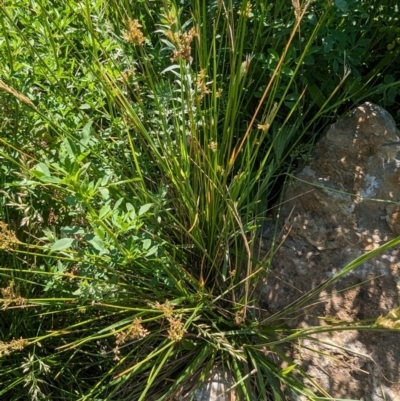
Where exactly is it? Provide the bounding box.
[260,102,400,400]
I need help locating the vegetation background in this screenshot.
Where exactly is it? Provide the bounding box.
[0,0,399,399]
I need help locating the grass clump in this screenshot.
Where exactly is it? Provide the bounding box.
[0,0,399,400]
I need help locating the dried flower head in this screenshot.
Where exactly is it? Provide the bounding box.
[1,281,26,309]
[238,2,252,18]
[155,299,174,318]
[113,318,150,346]
[124,18,146,46]
[258,102,278,132]
[0,221,20,249]
[167,315,185,341]
[165,12,176,26]
[165,29,180,44]
[208,141,218,152]
[292,0,301,21]
[112,345,121,361]
[168,27,197,62]
[235,308,245,325]
[1,280,16,299]
[196,69,211,99]
[0,337,29,357]
[120,67,136,84]
[375,307,400,329]
[47,208,58,224]
[240,54,254,78]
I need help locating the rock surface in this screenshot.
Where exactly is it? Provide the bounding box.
[261,102,400,400]
[191,367,236,401]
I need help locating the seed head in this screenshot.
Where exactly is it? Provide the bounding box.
[124,19,146,46]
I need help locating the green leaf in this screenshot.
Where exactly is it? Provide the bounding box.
[99,203,111,219]
[307,84,327,108]
[61,226,85,236]
[267,48,279,61]
[63,138,77,161]
[72,288,82,296]
[333,58,339,73]
[139,203,153,216]
[50,238,75,252]
[81,120,92,146]
[34,163,51,177]
[101,175,111,186]
[161,64,181,74]
[181,339,197,350]
[384,75,395,84]
[334,0,348,13]
[99,187,110,201]
[143,239,151,250]
[145,245,158,257]
[38,175,61,183]
[388,87,397,101]
[113,198,124,211]
[282,67,293,76]
[281,364,297,376]
[77,150,91,163]
[323,36,334,53]
[86,235,105,252]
